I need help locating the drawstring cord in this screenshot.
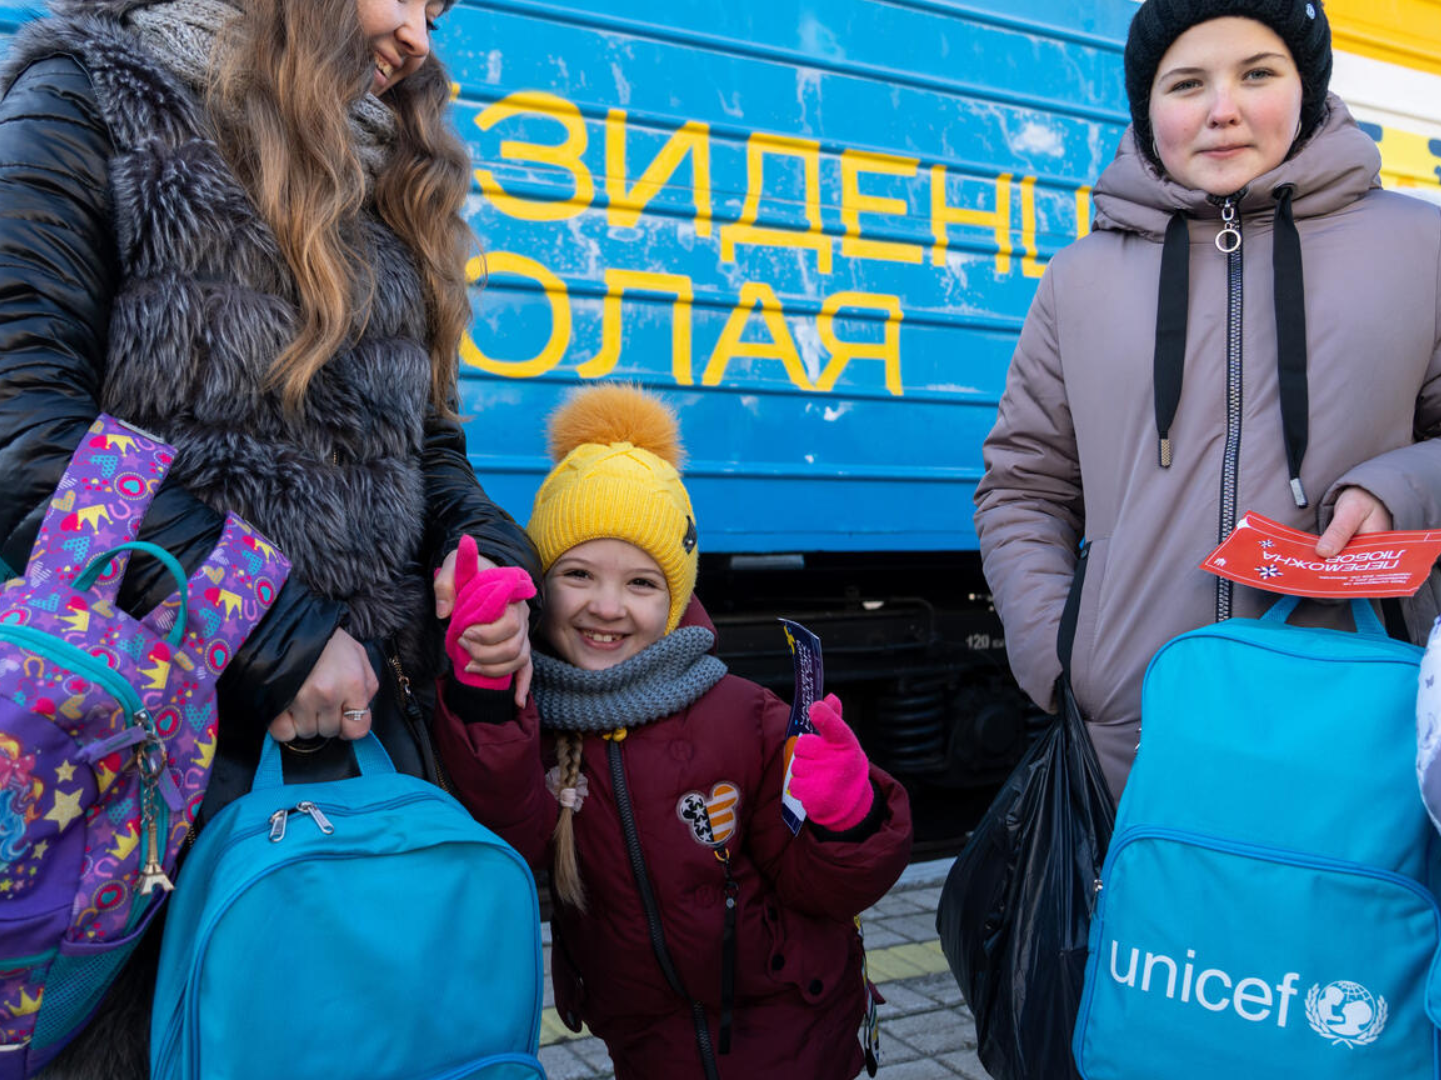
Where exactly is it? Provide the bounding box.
[1150,190,1311,507]
[1153,212,1190,469]
[1273,184,1310,507]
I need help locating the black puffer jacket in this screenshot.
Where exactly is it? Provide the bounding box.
[0,52,539,800]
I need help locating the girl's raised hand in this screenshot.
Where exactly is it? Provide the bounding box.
[441,534,537,703]
[789,693,874,831]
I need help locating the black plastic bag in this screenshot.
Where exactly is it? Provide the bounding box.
[936,545,1114,1080]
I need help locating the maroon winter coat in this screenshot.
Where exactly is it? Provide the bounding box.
[435,600,913,1080]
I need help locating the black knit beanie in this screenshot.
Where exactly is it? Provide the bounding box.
[1125,0,1332,169]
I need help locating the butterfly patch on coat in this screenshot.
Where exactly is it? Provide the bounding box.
[676,782,740,847]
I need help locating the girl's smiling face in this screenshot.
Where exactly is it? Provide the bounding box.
[541,539,671,670]
[354,0,445,94]
[1148,17,1304,195]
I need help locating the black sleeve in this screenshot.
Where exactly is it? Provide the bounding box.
[0,55,343,729]
[421,407,542,585]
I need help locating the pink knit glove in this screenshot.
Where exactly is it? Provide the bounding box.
[788,693,874,831]
[444,535,537,689]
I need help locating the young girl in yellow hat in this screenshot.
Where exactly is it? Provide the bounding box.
[436,383,913,1080]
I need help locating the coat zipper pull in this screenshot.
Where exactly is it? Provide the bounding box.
[296,801,335,834]
[389,653,413,701]
[1215,197,1242,253]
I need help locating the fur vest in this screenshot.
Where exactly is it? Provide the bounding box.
[1,5,437,663]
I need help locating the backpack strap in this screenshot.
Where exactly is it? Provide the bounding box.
[24,415,174,600]
[137,515,290,677]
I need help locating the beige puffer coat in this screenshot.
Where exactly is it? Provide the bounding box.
[975,95,1441,799]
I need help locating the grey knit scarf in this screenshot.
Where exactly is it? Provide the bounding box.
[127,0,398,178]
[533,626,728,733]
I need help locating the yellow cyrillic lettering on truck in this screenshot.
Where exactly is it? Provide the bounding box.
[579,269,696,385]
[474,91,594,222]
[720,134,833,274]
[816,292,904,397]
[606,111,714,238]
[840,150,921,264]
[460,254,571,377]
[1017,176,1045,279]
[703,282,815,391]
[931,166,1012,274]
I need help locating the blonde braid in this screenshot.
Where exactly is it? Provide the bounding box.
[551,733,588,912]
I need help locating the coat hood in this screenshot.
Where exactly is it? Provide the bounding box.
[1092,93,1381,241]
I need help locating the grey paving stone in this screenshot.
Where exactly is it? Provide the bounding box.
[568,1037,615,1074]
[876,980,939,1020]
[903,885,945,911]
[868,892,926,918]
[939,1048,995,1080]
[538,1043,596,1080]
[877,912,943,943]
[883,1009,975,1056]
[861,924,908,950]
[907,971,966,1009]
[876,1025,922,1064]
[873,1058,960,1079]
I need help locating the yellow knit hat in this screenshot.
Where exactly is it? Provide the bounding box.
[528,384,698,633]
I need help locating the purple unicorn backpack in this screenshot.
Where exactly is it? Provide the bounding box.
[0,415,290,1077]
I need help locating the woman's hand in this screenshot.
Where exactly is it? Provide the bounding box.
[435,540,534,706]
[268,628,378,742]
[1316,487,1393,558]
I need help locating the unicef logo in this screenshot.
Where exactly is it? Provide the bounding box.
[1305,981,1388,1047]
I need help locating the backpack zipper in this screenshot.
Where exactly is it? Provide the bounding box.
[267,800,336,842]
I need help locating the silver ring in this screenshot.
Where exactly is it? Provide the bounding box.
[343,709,368,721]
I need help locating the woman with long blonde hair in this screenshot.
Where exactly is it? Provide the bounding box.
[0,0,538,1074]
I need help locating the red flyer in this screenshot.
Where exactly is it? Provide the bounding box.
[1201,512,1441,598]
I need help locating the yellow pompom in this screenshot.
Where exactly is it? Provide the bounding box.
[546,383,685,469]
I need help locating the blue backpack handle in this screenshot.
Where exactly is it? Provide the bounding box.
[1260,594,1387,638]
[74,540,190,648]
[252,732,397,792]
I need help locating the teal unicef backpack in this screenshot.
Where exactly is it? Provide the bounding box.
[1074,595,1441,1078]
[150,734,543,1080]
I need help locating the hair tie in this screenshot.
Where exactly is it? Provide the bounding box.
[545,766,589,814]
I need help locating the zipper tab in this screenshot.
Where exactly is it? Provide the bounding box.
[135,727,174,894]
[388,653,412,699]
[1215,197,1242,253]
[137,810,175,895]
[268,808,288,843]
[297,801,335,835]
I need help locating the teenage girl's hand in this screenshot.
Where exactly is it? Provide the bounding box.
[435,539,535,706]
[268,627,378,742]
[1316,487,1393,558]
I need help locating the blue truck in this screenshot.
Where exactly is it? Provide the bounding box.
[440,0,1137,826]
